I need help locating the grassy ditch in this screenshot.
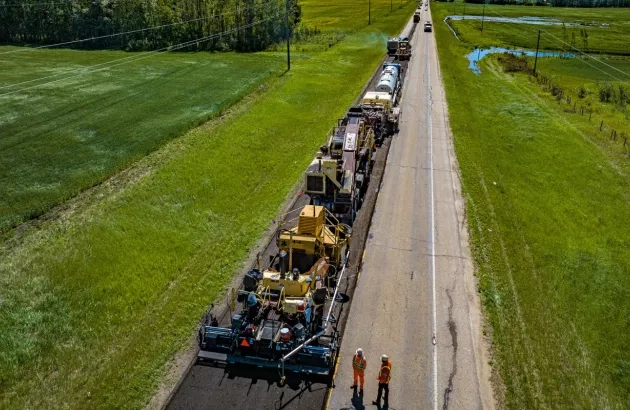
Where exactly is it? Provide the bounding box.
[0,2,416,409]
[433,2,630,409]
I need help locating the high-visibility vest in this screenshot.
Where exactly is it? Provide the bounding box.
[378,362,392,383]
[353,354,366,371]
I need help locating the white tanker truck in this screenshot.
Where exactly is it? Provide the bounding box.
[357,63,402,143]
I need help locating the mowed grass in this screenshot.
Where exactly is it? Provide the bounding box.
[0,50,285,232]
[446,1,630,55]
[433,3,630,409]
[0,2,416,409]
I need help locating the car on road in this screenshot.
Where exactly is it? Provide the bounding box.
[424,22,432,32]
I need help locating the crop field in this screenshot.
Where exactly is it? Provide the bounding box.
[0,0,415,234]
[445,1,630,54]
[301,0,410,31]
[0,50,285,232]
[433,2,630,409]
[0,1,416,409]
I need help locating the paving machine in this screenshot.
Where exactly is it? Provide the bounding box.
[304,111,376,224]
[387,37,400,55]
[359,92,400,143]
[395,38,412,61]
[197,205,350,386]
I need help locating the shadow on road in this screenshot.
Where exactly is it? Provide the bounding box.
[273,382,326,410]
[350,387,366,410]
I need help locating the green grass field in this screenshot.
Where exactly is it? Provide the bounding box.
[445,1,630,54]
[433,2,630,408]
[0,0,414,234]
[0,50,285,232]
[0,1,416,408]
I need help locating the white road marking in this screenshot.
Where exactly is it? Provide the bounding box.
[424,18,439,410]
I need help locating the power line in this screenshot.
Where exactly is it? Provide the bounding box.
[540,32,630,85]
[0,2,275,90]
[538,28,630,80]
[0,1,73,6]
[0,3,261,54]
[0,10,281,97]
[484,7,630,84]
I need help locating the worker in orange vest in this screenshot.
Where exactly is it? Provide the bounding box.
[372,354,391,407]
[350,348,367,392]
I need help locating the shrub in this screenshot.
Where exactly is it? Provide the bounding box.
[599,82,614,103]
[498,53,533,74]
[618,85,628,107]
[577,85,589,99]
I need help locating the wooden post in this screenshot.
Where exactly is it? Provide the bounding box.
[533,30,541,76]
[285,0,291,71]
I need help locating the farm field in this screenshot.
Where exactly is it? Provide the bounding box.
[446,1,630,54]
[0,0,415,234]
[0,1,416,409]
[0,50,286,232]
[433,2,630,409]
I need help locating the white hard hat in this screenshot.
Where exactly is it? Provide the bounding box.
[381,354,388,362]
[356,348,363,355]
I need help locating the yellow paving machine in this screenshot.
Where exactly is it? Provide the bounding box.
[197,205,350,386]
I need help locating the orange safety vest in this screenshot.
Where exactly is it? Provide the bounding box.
[378,361,392,383]
[352,354,366,371]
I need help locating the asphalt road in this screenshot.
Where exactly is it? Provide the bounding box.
[164,10,494,410]
[165,19,417,410]
[326,5,494,410]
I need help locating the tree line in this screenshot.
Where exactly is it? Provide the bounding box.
[0,0,301,51]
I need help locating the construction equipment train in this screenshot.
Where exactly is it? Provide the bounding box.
[196,31,413,388]
[304,60,403,225]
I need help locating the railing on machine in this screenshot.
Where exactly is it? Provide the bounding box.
[277,250,349,382]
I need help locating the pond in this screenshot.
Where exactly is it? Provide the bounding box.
[466,47,575,74]
[447,15,585,27]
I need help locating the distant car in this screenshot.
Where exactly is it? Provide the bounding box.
[424,22,432,32]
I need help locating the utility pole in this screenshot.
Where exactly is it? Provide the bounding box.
[285,0,291,71]
[369,0,371,25]
[391,0,392,12]
[481,1,486,33]
[533,29,541,76]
